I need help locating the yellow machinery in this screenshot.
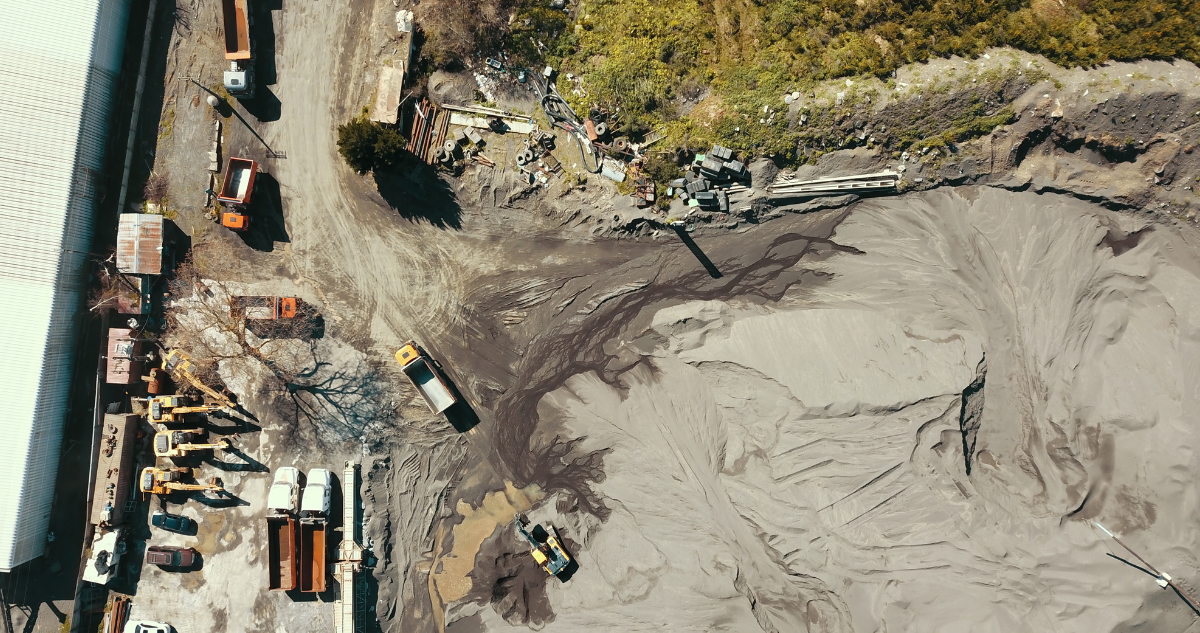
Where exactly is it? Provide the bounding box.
[162,349,237,410]
[148,395,225,424]
[153,429,231,458]
[515,514,571,577]
[139,467,224,495]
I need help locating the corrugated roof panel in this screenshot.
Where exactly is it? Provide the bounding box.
[0,0,132,571]
[116,214,164,275]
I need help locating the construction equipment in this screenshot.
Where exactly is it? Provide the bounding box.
[394,341,457,414]
[148,394,225,424]
[218,157,259,230]
[298,468,331,593]
[162,349,237,410]
[152,429,230,458]
[230,295,297,320]
[220,0,256,98]
[268,515,298,591]
[334,462,365,633]
[139,467,224,495]
[267,467,301,591]
[514,513,571,577]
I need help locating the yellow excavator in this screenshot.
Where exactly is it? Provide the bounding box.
[148,395,226,424]
[162,349,237,410]
[153,430,231,458]
[139,467,225,495]
[515,513,571,577]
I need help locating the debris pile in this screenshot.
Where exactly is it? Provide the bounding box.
[667,144,751,213]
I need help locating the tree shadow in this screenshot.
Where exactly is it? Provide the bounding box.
[672,226,722,279]
[238,172,289,252]
[374,163,463,229]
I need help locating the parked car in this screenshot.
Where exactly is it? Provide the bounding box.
[145,545,197,568]
[123,622,171,633]
[150,510,192,534]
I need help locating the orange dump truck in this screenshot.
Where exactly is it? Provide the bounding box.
[297,468,331,593]
[267,515,297,591]
[218,157,258,231]
[298,521,326,593]
[220,0,255,98]
[230,296,297,320]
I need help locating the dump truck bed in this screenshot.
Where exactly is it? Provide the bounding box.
[221,0,252,60]
[267,516,297,591]
[218,158,258,206]
[297,521,327,593]
[402,357,456,413]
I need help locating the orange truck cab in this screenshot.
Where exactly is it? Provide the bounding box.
[278,297,297,318]
[222,211,250,231]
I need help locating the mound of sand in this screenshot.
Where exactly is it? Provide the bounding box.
[472,188,1200,632]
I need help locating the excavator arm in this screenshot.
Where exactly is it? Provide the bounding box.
[163,350,237,409]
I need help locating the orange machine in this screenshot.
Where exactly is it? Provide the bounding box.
[221,211,250,231]
[218,157,258,232]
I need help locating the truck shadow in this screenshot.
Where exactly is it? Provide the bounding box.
[238,0,280,121]
[437,369,480,433]
[238,172,290,252]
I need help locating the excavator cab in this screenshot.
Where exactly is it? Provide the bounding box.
[153,430,230,458]
[139,467,224,495]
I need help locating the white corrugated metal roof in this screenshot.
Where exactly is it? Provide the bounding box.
[0,0,131,570]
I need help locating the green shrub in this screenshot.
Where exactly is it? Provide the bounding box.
[336,119,408,173]
[642,153,682,186]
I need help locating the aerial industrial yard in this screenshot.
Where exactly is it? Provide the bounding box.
[4,0,1200,632]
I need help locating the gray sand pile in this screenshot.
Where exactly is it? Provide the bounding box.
[467,188,1200,632]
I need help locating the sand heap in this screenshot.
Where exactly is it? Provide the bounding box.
[481,188,1200,632]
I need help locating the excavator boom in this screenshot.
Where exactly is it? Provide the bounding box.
[163,350,237,410]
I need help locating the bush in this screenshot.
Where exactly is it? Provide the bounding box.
[336,119,408,173]
[641,153,682,186]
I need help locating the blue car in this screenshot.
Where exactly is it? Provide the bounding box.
[150,510,192,534]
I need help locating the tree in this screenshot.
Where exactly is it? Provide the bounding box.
[161,239,444,449]
[337,119,381,172]
[336,119,409,173]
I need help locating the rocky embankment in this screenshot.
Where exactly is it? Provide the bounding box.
[750,51,1200,228]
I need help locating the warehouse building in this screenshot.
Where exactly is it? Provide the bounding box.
[0,0,133,571]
